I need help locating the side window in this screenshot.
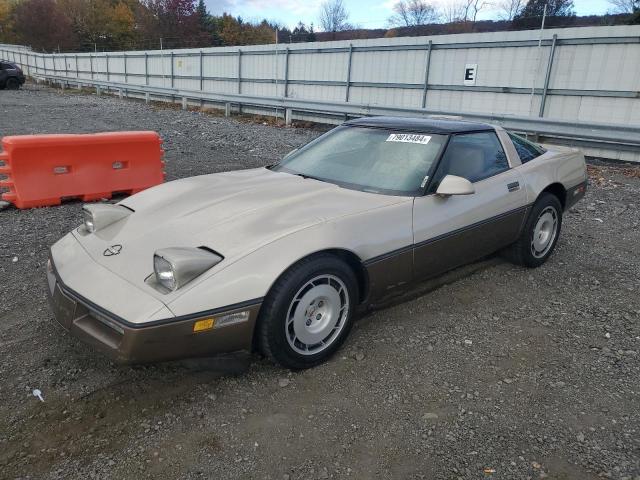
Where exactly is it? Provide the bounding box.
[0,63,6,70]
[508,132,545,164]
[431,131,509,189]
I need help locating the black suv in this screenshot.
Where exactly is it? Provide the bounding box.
[0,61,25,90]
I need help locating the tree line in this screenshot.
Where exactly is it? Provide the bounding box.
[0,0,637,53]
[0,0,317,52]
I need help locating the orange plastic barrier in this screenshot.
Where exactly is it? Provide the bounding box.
[0,131,164,209]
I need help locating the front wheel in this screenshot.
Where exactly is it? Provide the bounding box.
[506,193,563,268]
[5,78,19,90]
[257,255,358,370]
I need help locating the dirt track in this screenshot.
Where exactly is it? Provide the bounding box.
[1,84,639,480]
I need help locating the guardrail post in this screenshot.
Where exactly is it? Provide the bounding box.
[118,89,123,98]
[124,53,127,83]
[225,102,231,117]
[106,54,110,81]
[345,44,353,102]
[53,54,57,77]
[75,54,79,78]
[538,34,557,118]
[170,52,174,88]
[285,108,292,126]
[96,86,101,96]
[90,53,94,80]
[237,49,242,94]
[284,48,290,98]
[182,97,187,110]
[144,52,149,85]
[421,40,433,109]
[145,92,150,104]
[199,50,204,91]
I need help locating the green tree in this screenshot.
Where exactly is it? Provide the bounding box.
[218,14,274,46]
[195,0,206,28]
[14,0,77,50]
[517,0,575,17]
[109,2,137,48]
[143,0,203,48]
[0,0,18,43]
[291,21,316,42]
[57,0,140,50]
[630,0,640,23]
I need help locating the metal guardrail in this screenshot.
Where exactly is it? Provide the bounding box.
[34,74,640,156]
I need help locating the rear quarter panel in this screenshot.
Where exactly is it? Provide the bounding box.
[515,145,587,205]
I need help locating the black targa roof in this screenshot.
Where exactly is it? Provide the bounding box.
[344,116,493,134]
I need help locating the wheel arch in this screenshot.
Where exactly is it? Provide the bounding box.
[251,248,369,354]
[539,182,567,210]
[265,248,369,306]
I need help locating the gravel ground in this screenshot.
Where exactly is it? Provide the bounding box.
[0,84,639,480]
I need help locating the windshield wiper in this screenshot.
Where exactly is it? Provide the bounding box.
[291,172,322,181]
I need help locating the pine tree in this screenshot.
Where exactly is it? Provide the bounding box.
[517,0,575,17]
[196,0,207,29]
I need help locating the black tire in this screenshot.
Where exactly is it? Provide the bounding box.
[5,77,19,90]
[257,254,359,370]
[505,192,563,268]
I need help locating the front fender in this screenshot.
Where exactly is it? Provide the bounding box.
[165,200,413,317]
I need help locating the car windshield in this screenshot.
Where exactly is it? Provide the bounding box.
[271,126,448,195]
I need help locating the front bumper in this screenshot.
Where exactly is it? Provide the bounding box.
[46,258,261,364]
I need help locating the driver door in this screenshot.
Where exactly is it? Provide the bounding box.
[412,131,528,280]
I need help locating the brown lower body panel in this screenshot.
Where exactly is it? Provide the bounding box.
[413,207,529,280]
[364,206,530,305]
[47,281,261,364]
[363,247,413,304]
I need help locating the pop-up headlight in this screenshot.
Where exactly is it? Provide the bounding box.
[153,247,223,292]
[82,204,132,233]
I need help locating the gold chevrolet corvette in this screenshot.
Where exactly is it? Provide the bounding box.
[47,117,587,369]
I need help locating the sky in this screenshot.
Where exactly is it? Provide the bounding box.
[204,0,615,30]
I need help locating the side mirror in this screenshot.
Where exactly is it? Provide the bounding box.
[436,174,475,196]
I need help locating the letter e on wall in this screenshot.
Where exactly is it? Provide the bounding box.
[464,64,477,86]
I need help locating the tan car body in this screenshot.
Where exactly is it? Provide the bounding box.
[47,120,587,363]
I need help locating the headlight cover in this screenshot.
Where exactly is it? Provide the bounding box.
[153,247,223,292]
[82,204,132,233]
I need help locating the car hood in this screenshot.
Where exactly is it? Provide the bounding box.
[71,167,409,287]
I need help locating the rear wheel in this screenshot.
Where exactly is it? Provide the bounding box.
[505,193,562,268]
[257,255,358,370]
[5,77,19,90]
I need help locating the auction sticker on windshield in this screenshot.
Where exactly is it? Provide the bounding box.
[386,133,431,144]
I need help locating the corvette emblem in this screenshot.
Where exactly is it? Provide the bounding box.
[103,244,123,256]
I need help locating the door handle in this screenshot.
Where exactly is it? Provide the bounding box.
[507,181,520,192]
